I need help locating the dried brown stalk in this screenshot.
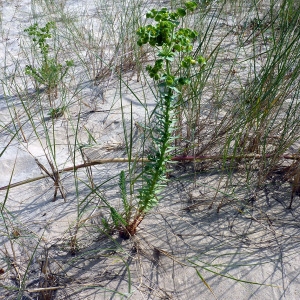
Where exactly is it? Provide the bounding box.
[1,154,300,192]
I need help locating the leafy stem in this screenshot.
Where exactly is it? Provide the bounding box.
[118,1,205,239]
[24,22,73,96]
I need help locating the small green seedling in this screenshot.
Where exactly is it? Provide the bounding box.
[48,106,66,118]
[24,22,73,94]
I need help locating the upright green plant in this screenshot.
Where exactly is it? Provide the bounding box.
[119,1,205,238]
[24,22,73,97]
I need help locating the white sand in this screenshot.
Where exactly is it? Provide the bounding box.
[1,1,300,299]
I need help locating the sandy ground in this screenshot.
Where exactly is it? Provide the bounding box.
[1,0,300,299]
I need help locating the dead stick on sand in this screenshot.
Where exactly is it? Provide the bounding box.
[0,158,149,191]
[0,154,299,191]
[26,286,64,293]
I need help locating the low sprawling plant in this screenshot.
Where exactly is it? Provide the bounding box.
[114,1,206,238]
[24,22,73,97]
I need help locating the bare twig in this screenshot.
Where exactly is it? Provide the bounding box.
[1,154,299,191]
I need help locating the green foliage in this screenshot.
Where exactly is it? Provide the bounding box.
[109,206,127,228]
[24,22,73,91]
[119,170,130,221]
[136,1,205,213]
[137,91,175,212]
[48,106,66,118]
[101,217,110,231]
[137,4,205,86]
[24,22,55,60]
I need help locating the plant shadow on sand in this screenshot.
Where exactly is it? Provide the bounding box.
[1,163,300,299]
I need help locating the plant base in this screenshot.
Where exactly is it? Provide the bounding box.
[119,214,144,239]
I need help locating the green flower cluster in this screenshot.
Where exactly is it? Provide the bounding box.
[137,3,198,49]
[137,2,205,87]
